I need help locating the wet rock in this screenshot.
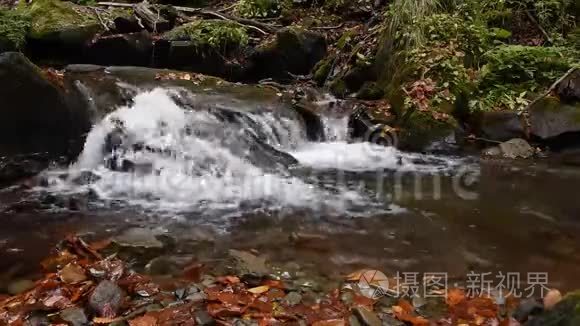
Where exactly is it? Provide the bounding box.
[228,249,269,275]
[483,138,534,159]
[86,31,154,67]
[283,291,302,306]
[513,298,544,323]
[185,291,207,304]
[59,307,88,326]
[113,16,143,34]
[26,311,50,326]
[354,306,382,326]
[478,110,525,142]
[113,228,165,249]
[89,280,124,317]
[0,154,50,186]
[0,52,91,159]
[71,170,101,186]
[528,69,580,142]
[7,279,35,295]
[194,310,215,326]
[25,0,104,63]
[292,103,325,141]
[246,27,326,81]
[157,39,242,79]
[529,95,580,140]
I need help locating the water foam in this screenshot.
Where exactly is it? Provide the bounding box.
[46,87,470,217]
[52,88,370,215]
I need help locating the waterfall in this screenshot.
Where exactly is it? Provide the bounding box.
[44,87,467,216]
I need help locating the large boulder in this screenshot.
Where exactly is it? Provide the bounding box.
[85,31,154,67]
[0,52,90,182]
[25,0,103,63]
[529,68,580,140]
[478,110,526,142]
[245,27,327,81]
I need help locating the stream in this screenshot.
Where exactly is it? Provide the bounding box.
[1,83,580,294]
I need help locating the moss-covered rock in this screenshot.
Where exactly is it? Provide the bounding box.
[0,9,30,52]
[163,20,248,53]
[398,111,459,151]
[357,82,384,100]
[25,0,99,38]
[329,78,347,98]
[312,57,333,85]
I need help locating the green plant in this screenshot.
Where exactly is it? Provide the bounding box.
[376,0,445,97]
[236,0,280,18]
[482,45,573,84]
[469,45,575,111]
[0,9,31,50]
[164,20,249,53]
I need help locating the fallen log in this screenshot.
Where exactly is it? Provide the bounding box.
[98,1,276,34]
[134,2,171,33]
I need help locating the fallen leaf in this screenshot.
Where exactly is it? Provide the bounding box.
[447,288,466,306]
[248,285,270,294]
[129,314,158,326]
[94,317,123,324]
[59,263,87,284]
[312,319,346,326]
[216,276,240,284]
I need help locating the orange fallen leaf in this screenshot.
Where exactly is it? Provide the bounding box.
[248,285,270,294]
[392,299,429,326]
[216,276,240,284]
[447,288,466,306]
[312,319,346,326]
[129,314,157,326]
[93,317,123,324]
[59,263,87,284]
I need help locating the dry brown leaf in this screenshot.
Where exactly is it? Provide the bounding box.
[248,285,270,294]
[94,317,123,324]
[59,263,87,284]
[129,314,157,326]
[312,319,346,326]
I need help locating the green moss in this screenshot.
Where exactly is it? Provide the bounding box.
[0,9,31,50]
[329,78,347,98]
[469,45,576,112]
[163,20,248,53]
[313,57,333,85]
[236,0,280,18]
[399,111,458,150]
[357,82,384,100]
[23,0,98,38]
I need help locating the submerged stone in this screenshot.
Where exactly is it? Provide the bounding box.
[59,307,88,326]
[89,280,124,317]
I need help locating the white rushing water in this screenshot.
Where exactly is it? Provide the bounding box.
[46,88,467,216]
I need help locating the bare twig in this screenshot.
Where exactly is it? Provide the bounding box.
[525,10,553,45]
[90,6,110,31]
[97,1,277,34]
[312,23,345,30]
[217,2,237,13]
[524,67,578,112]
